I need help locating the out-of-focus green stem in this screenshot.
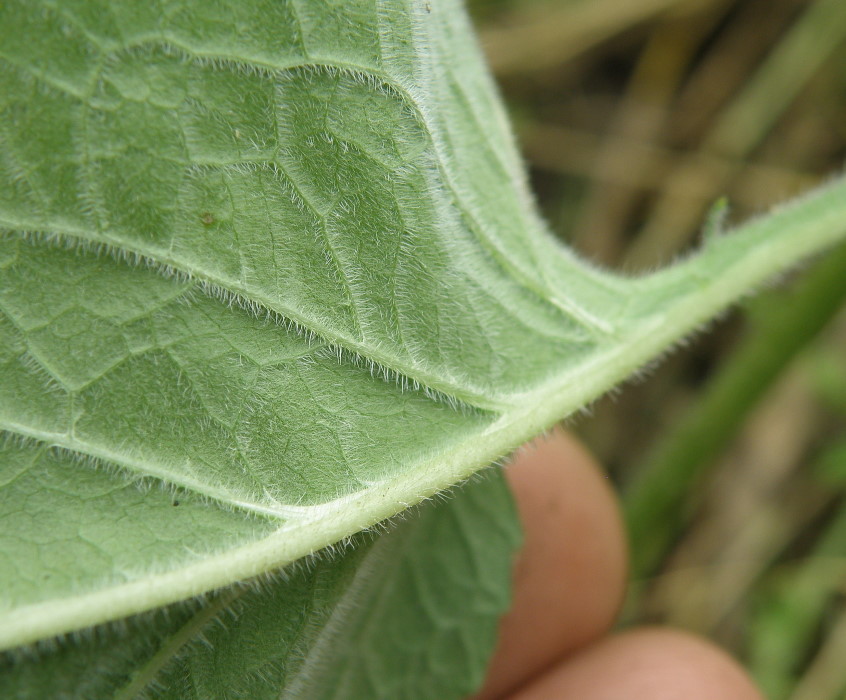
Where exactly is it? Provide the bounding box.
[624,240,846,581]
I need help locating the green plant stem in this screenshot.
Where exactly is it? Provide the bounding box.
[624,239,846,581]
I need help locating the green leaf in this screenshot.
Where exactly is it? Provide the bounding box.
[1,470,519,700]
[2,0,846,656]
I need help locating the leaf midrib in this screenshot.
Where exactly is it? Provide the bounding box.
[1,223,511,411]
[3,176,846,651]
[0,312,676,652]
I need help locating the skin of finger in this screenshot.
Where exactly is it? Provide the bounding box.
[472,428,628,699]
[508,628,765,700]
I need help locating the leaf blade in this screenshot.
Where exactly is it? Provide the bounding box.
[1,472,520,700]
[1,0,846,651]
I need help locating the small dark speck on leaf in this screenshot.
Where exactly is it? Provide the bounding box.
[200,213,215,226]
[172,500,180,507]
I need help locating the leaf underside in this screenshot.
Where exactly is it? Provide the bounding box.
[0,470,519,700]
[2,0,846,660]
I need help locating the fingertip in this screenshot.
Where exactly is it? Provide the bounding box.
[511,628,764,700]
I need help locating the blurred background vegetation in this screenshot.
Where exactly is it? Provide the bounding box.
[467,0,846,697]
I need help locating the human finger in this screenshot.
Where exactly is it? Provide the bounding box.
[473,428,628,699]
[508,627,764,700]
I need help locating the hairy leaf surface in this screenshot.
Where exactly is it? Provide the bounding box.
[0,471,519,700]
[1,0,846,652]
